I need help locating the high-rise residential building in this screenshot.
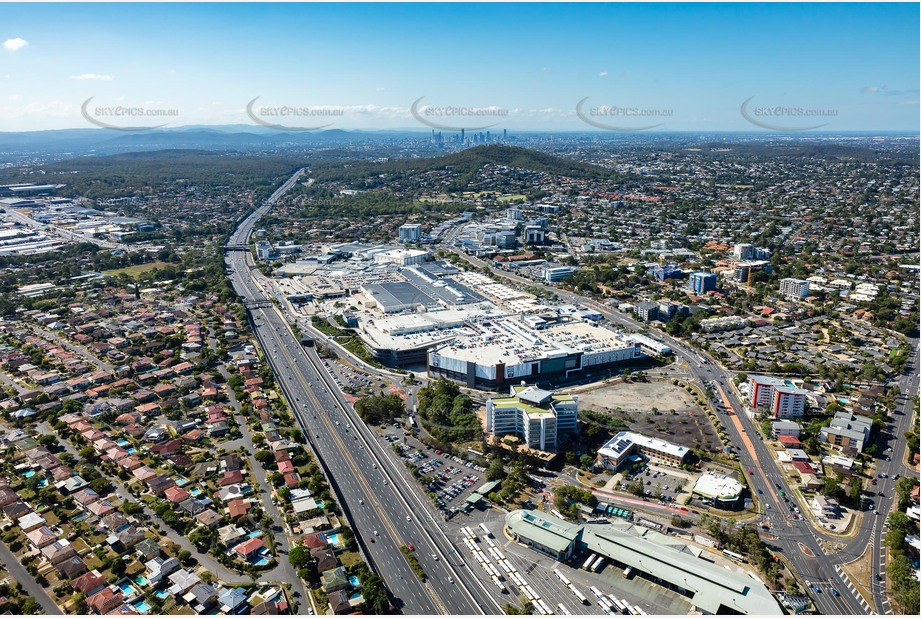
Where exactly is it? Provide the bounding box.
[779,277,810,300]
[733,243,772,261]
[486,385,578,452]
[398,224,422,243]
[688,271,717,294]
[748,375,808,419]
[506,207,522,221]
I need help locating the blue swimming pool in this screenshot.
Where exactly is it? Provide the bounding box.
[348,576,360,588]
[247,531,263,539]
[117,439,130,446]
[154,590,169,600]
[134,576,149,586]
[126,448,137,454]
[117,582,137,596]
[22,470,35,478]
[134,601,151,613]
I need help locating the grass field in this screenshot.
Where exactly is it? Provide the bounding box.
[102,261,172,277]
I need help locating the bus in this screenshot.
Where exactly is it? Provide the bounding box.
[570,585,588,605]
[557,604,573,615]
[582,553,598,571]
[591,556,606,572]
[722,549,746,563]
[479,523,492,538]
[554,569,570,585]
[623,566,633,578]
[609,597,627,613]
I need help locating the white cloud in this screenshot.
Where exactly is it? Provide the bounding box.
[598,71,608,77]
[71,73,114,81]
[3,38,28,52]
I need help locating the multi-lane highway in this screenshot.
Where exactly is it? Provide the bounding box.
[442,232,918,615]
[224,170,498,615]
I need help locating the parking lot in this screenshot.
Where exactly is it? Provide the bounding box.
[319,356,390,395]
[618,463,694,506]
[380,428,486,517]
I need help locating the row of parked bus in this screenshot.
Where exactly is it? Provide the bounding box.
[590,586,646,615]
[554,569,588,605]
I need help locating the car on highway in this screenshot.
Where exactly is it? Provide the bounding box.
[407,544,414,551]
[432,554,439,561]
[831,589,840,597]
[757,489,763,494]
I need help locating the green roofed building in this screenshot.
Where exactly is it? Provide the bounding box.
[505,509,782,615]
[485,385,578,452]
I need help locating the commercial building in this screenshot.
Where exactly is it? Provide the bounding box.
[652,263,683,281]
[486,385,578,452]
[733,260,772,283]
[255,241,275,261]
[372,248,430,267]
[820,411,872,453]
[779,278,810,301]
[597,431,689,470]
[748,375,808,419]
[687,271,717,294]
[428,317,640,390]
[691,472,745,508]
[504,509,782,615]
[544,266,579,283]
[398,224,422,243]
[523,225,545,245]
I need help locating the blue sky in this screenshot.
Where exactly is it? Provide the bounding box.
[1,2,918,132]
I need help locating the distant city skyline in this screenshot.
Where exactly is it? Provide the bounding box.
[1,2,918,132]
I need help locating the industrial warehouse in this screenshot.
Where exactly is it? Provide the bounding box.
[504,510,782,616]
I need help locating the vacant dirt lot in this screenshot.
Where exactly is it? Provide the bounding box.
[579,379,722,452]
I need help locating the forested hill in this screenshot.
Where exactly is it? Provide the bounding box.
[309,145,623,184]
[0,150,303,200]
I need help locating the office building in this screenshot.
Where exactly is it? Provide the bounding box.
[748,375,808,419]
[486,385,578,452]
[779,277,810,301]
[544,266,579,283]
[597,431,689,470]
[523,225,545,245]
[687,271,717,294]
[398,224,422,243]
[255,241,275,261]
[652,263,683,281]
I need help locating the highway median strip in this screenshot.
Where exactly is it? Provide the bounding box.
[400,545,428,582]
